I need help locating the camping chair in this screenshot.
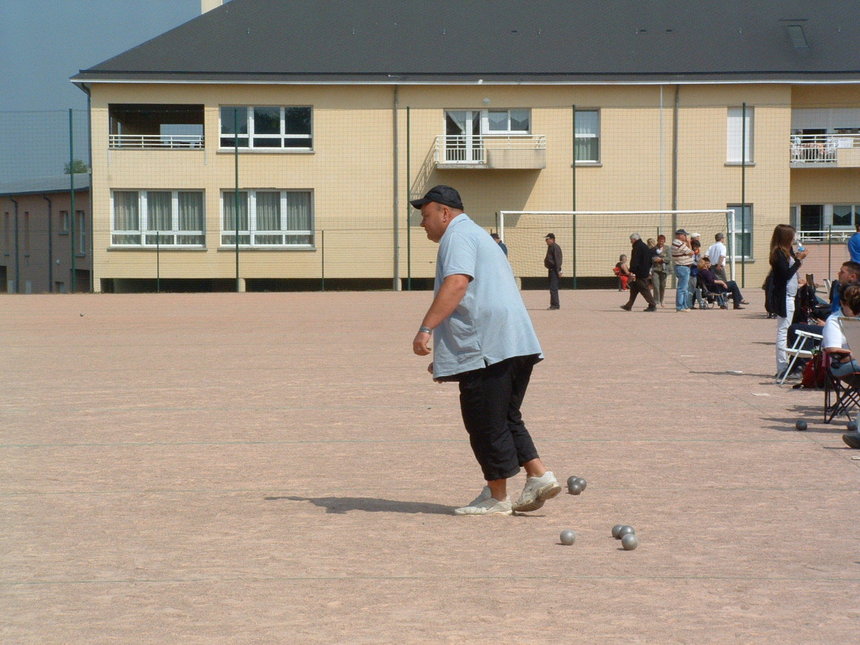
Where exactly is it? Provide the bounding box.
[779,329,823,385]
[823,317,860,423]
[696,275,727,309]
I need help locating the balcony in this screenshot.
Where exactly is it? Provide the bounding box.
[790,134,860,168]
[434,134,546,170]
[109,103,204,150]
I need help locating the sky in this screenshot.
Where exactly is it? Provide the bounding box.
[0,0,204,181]
[0,0,202,111]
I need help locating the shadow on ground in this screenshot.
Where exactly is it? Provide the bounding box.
[266,495,454,515]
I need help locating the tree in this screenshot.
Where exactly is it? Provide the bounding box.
[64,159,90,174]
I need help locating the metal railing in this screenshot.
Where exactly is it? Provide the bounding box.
[109,134,205,149]
[434,134,546,164]
[790,133,859,165]
[796,229,854,243]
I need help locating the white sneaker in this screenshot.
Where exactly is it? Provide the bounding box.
[512,471,561,512]
[454,494,513,516]
[465,486,492,506]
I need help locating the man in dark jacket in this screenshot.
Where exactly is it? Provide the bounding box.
[544,233,563,309]
[620,233,657,312]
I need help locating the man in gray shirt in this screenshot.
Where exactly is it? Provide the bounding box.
[411,185,560,516]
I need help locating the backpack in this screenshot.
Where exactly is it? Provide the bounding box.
[795,352,826,389]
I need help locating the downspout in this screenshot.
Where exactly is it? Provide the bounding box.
[10,198,20,294]
[43,195,53,292]
[392,85,400,290]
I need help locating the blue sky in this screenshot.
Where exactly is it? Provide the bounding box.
[0,0,204,180]
[0,0,202,111]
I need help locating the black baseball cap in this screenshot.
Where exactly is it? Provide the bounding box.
[410,185,464,210]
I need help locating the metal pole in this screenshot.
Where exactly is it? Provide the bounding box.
[740,102,747,289]
[321,229,325,291]
[392,86,400,291]
[69,109,76,293]
[156,231,161,293]
[11,198,19,293]
[234,108,240,292]
[406,106,412,291]
[828,225,833,278]
[571,105,576,290]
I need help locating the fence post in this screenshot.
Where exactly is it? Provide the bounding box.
[320,229,325,291]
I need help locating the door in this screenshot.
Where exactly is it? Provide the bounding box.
[445,110,482,162]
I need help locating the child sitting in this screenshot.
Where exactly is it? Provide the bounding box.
[614,254,631,291]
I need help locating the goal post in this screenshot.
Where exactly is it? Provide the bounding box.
[497,209,736,287]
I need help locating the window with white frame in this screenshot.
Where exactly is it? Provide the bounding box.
[221,189,313,247]
[727,204,753,259]
[59,210,69,235]
[795,204,860,238]
[111,190,205,246]
[220,106,312,150]
[727,107,754,164]
[575,109,600,162]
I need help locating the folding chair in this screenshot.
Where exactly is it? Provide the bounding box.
[696,276,726,309]
[779,329,822,384]
[823,317,860,422]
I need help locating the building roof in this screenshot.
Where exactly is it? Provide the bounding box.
[0,175,90,197]
[72,0,860,86]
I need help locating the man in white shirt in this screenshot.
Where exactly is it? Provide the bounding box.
[707,232,728,282]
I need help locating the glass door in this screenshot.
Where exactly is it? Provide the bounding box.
[445,110,482,162]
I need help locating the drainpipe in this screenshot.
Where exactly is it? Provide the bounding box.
[43,195,53,292]
[10,197,20,294]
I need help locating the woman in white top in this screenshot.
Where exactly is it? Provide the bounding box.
[822,282,860,378]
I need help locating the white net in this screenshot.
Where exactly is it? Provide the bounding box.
[497,210,735,283]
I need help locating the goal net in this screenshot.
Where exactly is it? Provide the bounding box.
[496,209,735,285]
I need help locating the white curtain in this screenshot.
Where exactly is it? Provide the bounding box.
[178,192,203,231]
[223,192,248,231]
[286,192,311,231]
[256,192,280,231]
[147,191,171,231]
[113,191,139,230]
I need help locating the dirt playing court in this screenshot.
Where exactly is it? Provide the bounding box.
[2,289,859,643]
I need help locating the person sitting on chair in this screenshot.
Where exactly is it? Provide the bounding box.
[822,282,860,379]
[697,257,749,310]
[614,254,632,291]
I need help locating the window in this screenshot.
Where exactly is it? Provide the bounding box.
[59,210,69,234]
[486,109,530,133]
[727,107,754,164]
[24,212,30,253]
[727,204,753,259]
[575,109,600,162]
[796,204,860,237]
[220,106,312,150]
[3,212,9,252]
[76,211,86,255]
[111,190,205,246]
[221,189,313,247]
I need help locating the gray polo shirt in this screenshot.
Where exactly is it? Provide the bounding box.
[432,214,543,379]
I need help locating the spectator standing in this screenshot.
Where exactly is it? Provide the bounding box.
[849,223,860,263]
[620,233,657,312]
[770,223,808,379]
[490,232,508,256]
[671,229,694,312]
[410,185,560,516]
[544,233,563,310]
[707,233,729,282]
[650,234,668,307]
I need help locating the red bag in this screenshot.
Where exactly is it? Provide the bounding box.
[797,352,826,389]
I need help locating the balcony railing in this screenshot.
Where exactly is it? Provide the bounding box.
[796,229,855,243]
[434,134,547,169]
[109,134,205,150]
[790,134,860,167]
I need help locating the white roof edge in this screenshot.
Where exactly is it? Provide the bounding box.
[72,78,860,87]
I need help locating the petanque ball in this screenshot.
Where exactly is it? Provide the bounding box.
[617,525,635,539]
[559,529,576,545]
[621,533,639,550]
[848,421,858,433]
[574,477,587,491]
[795,419,808,431]
[612,524,624,538]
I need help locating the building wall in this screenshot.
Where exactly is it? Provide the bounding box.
[87,81,859,291]
[0,190,91,293]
